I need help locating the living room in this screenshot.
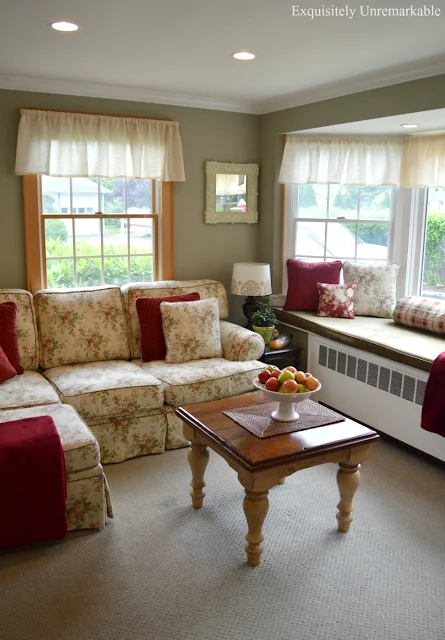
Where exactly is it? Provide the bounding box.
[1,3,445,640]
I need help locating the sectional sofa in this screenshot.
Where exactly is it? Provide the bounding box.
[0,280,266,530]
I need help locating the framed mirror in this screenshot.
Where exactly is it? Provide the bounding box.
[204,161,259,224]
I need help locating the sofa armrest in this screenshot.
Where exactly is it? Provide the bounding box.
[219,321,265,362]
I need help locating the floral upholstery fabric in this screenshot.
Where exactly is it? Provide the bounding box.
[0,370,60,410]
[43,360,164,422]
[393,296,445,334]
[0,404,100,474]
[163,405,190,449]
[121,280,229,359]
[137,357,265,406]
[89,411,167,463]
[343,262,400,318]
[161,298,223,364]
[66,465,113,531]
[219,321,265,361]
[34,286,131,369]
[0,289,38,370]
[316,283,356,319]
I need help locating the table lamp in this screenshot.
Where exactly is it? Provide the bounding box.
[231,262,272,326]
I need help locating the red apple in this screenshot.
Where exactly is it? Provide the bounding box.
[270,369,282,379]
[265,377,280,392]
[282,379,299,394]
[305,376,319,391]
[284,366,297,375]
[258,369,272,384]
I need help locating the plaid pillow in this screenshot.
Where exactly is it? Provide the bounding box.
[393,297,445,334]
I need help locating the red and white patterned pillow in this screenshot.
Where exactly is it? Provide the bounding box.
[316,283,356,319]
[393,296,445,334]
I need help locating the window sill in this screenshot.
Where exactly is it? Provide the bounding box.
[275,309,444,373]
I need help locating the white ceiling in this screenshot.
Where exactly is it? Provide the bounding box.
[296,108,445,136]
[1,0,445,114]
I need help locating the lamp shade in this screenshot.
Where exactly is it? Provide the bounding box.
[231,262,272,296]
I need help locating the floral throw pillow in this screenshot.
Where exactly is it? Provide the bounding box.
[160,298,223,364]
[317,283,356,319]
[343,262,400,318]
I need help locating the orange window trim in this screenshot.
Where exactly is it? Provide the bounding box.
[22,176,174,292]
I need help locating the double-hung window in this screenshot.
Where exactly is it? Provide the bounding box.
[41,176,159,288]
[284,183,392,265]
[283,183,445,301]
[16,108,184,292]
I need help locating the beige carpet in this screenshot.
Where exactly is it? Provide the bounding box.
[1,437,445,640]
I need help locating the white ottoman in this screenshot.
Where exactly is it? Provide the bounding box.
[0,404,113,531]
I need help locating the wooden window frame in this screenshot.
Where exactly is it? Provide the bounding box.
[23,176,174,292]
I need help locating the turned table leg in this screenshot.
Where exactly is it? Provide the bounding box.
[243,489,269,567]
[187,442,209,509]
[336,462,360,533]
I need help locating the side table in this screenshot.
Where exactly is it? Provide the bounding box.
[260,344,302,370]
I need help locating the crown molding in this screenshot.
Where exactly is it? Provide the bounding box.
[1,53,444,117]
[260,55,445,114]
[0,75,262,115]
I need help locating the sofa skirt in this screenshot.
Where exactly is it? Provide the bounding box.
[66,464,113,531]
[88,410,168,464]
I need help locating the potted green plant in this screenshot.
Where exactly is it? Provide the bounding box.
[250,303,279,346]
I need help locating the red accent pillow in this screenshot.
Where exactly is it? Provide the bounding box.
[0,302,24,374]
[316,283,356,319]
[0,345,17,383]
[283,260,343,311]
[136,293,200,362]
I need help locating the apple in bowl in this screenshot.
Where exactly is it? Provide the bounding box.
[254,367,321,421]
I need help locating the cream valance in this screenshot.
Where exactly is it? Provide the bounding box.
[278,134,445,188]
[15,109,185,181]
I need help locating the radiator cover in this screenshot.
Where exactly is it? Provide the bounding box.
[307,334,445,462]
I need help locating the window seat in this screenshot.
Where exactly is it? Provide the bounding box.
[276,310,445,373]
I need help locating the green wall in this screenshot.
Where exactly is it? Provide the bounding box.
[2,73,445,304]
[260,73,445,291]
[0,90,260,305]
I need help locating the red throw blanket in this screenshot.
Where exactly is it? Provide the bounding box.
[421,352,445,438]
[0,416,67,550]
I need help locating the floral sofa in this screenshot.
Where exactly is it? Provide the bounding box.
[0,290,112,532]
[1,280,265,470]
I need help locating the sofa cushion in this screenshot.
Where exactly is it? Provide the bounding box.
[136,357,265,406]
[34,286,131,369]
[0,302,24,374]
[136,292,200,362]
[0,370,60,410]
[161,298,223,364]
[121,280,229,359]
[44,360,164,422]
[343,262,400,318]
[0,404,99,474]
[393,296,445,334]
[283,260,343,311]
[0,346,17,383]
[0,290,39,371]
[316,283,356,319]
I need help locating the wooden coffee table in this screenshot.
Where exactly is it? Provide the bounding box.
[176,392,379,567]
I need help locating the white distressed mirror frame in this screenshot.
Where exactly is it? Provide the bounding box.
[204,161,259,224]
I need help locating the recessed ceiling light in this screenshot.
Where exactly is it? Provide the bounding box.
[51,21,79,32]
[401,124,419,129]
[232,51,255,61]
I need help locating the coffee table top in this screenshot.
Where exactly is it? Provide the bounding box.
[176,392,379,472]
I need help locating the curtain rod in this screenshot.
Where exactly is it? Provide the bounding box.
[20,106,173,122]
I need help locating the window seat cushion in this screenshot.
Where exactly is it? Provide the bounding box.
[276,309,445,372]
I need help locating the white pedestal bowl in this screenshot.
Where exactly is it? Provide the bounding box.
[253,378,322,422]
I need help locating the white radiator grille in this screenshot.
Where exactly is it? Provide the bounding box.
[318,344,426,406]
